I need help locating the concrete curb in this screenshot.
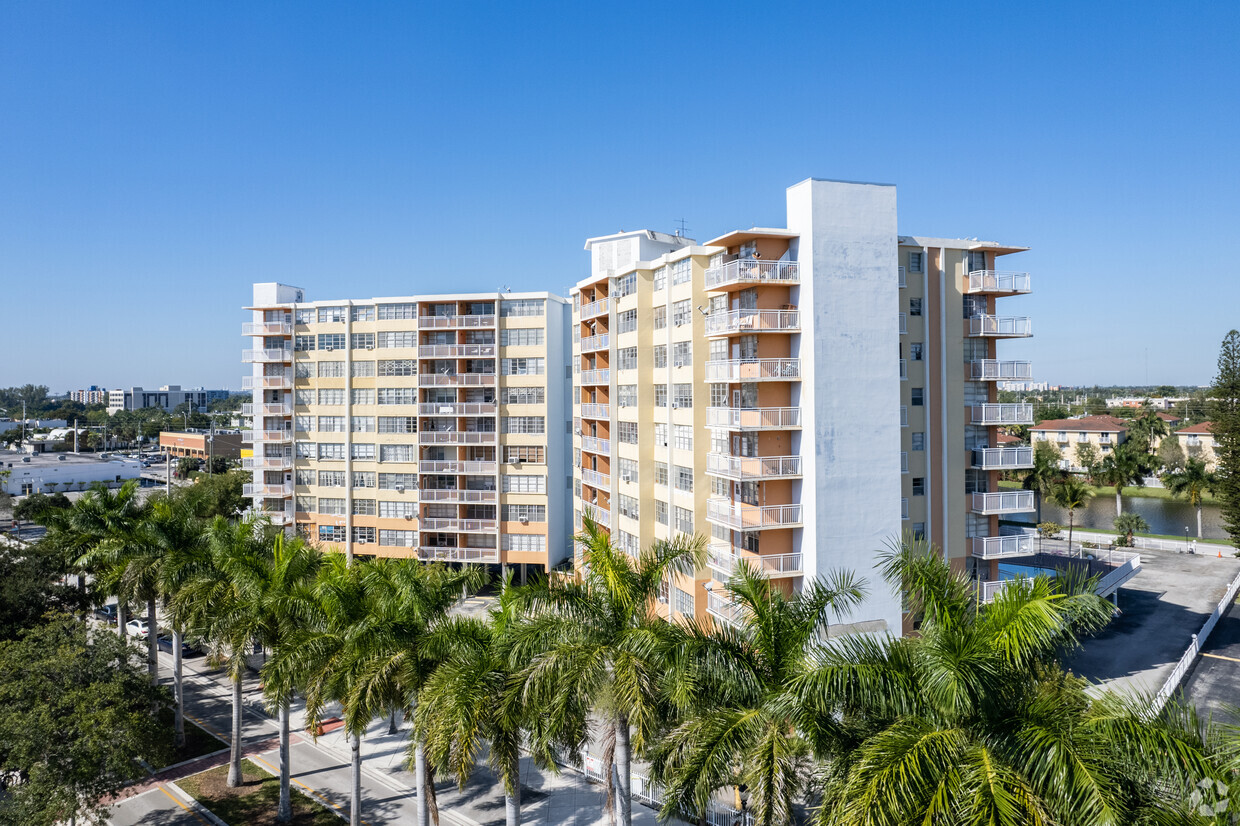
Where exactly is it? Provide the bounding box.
[165,780,230,826]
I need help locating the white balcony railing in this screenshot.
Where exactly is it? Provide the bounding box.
[971,535,1036,560]
[580,369,611,385]
[581,507,611,528]
[419,344,497,358]
[418,489,497,503]
[706,590,745,627]
[243,482,294,497]
[707,544,804,578]
[242,348,294,363]
[419,460,497,474]
[968,315,1033,338]
[580,403,610,419]
[704,259,799,290]
[898,266,907,288]
[242,375,293,390]
[706,454,802,480]
[580,334,610,353]
[901,451,909,473]
[971,447,1034,470]
[418,430,497,444]
[581,436,611,454]
[419,518,499,532]
[704,309,800,337]
[899,359,908,380]
[419,546,501,564]
[704,359,800,383]
[970,491,1036,515]
[417,373,496,386]
[970,404,1035,425]
[899,313,907,335]
[706,498,802,531]
[580,297,610,319]
[581,468,610,491]
[966,270,1032,294]
[969,360,1032,381]
[241,403,293,416]
[242,321,292,336]
[242,455,293,471]
[243,430,293,444]
[418,314,496,328]
[418,403,497,416]
[706,406,801,430]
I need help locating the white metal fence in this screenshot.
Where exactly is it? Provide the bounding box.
[1152,567,1240,714]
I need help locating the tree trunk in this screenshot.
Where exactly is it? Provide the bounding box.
[1198,505,1204,539]
[614,714,632,826]
[505,787,520,826]
[118,601,127,638]
[147,599,159,683]
[414,733,429,826]
[350,733,362,826]
[1035,489,1042,523]
[278,701,291,822]
[227,677,244,787]
[1115,488,1123,517]
[173,628,185,749]
[1067,511,1075,556]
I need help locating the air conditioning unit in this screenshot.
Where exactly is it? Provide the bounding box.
[395,483,406,492]
[366,344,375,350]
[509,457,522,465]
[620,473,632,483]
[519,517,529,525]
[404,514,415,521]
[324,346,334,351]
[674,359,685,367]
[671,403,679,409]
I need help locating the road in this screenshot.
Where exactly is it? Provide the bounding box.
[1184,596,1240,723]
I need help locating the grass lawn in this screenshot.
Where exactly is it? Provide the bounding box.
[178,759,341,826]
[997,478,1221,505]
[169,719,227,765]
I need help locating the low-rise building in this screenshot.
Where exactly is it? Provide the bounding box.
[107,386,231,415]
[159,430,244,460]
[0,451,140,495]
[1175,422,1217,470]
[1030,415,1129,469]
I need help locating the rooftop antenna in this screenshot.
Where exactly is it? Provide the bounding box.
[674,218,689,238]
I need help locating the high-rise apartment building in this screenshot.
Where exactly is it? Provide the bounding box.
[68,386,108,405]
[241,284,572,575]
[571,179,1037,635]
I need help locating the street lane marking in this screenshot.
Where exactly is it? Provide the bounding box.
[1202,652,1240,663]
[155,783,210,825]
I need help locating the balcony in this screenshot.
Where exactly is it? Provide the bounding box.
[970,403,1034,425]
[580,369,610,385]
[242,375,293,390]
[419,460,497,474]
[706,499,802,531]
[418,373,496,386]
[262,510,294,527]
[899,359,908,380]
[242,455,293,471]
[242,348,294,363]
[418,430,497,444]
[898,266,907,288]
[419,546,501,564]
[581,436,610,454]
[704,309,800,337]
[580,334,610,353]
[971,447,1034,470]
[706,406,801,431]
[970,490,1036,515]
[969,360,1032,381]
[707,544,803,578]
[580,403,610,419]
[418,403,497,416]
[243,482,294,497]
[243,429,293,444]
[706,454,802,480]
[419,344,497,358]
[581,507,611,528]
[419,518,499,532]
[968,315,1032,338]
[966,270,1032,295]
[580,297,610,319]
[241,403,293,416]
[971,535,1036,560]
[418,489,497,503]
[242,321,292,336]
[581,468,610,491]
[419,314,496,328]
[899,313,907,335]
[705,590,745,627]
[704,259,799,290]
[704,359,800,383]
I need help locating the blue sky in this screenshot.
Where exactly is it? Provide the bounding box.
[2,1,1237,391]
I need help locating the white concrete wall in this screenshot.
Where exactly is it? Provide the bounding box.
[787,179,903,635]
[544,298,573,567]
[2,457,140,494]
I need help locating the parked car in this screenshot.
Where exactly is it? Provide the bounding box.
[93,604,119,623]
[125,619,150,638]
[156,634,202,657]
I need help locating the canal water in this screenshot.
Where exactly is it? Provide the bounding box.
[1012,493,1225,540]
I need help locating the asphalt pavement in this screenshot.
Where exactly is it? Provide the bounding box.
[1184,596,1240,723]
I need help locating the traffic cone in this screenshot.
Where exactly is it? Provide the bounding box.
[1219,549,1223,558]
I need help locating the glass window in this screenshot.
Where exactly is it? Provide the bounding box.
[674,425,692,450]
[352,499,376,515]
[502,416,545,434]
[352,416,375,432]
[653,346,666,368]
[617,309,637,334]
[377,331,417,348]
[317,333,346,351]
[379,444,417,462]
[672,300,691,327]
[317,416,345,432]
[319,443,346,460]
[653,306,666,329]
[654,500,668,525]
[502,387,544,404]
[504,445,545,464]
[318,361,345,378]
[502,534,546,552]
[379,530,416,547]
[351,305,375,322]
[377,303,416,320]
[616,348,638,370]
[500,329,543,346]
[377,388,417,405]
[294,335,315,351]
[318,471,347,487]
[378,473,418,490]
[352,471,376,488]
[501,358,545,375]
[378,359,418,376]
[379,500,418,518]
[352,333,375,350]
[500,299,543,317]
[318,306,346,323]
[502,475,546,493]
[351,443,375,460]
[352,361,375,377]
[671,258,691,285]
[502,504,546,522]
[318,388,345,405]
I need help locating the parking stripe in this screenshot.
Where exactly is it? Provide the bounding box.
[1202,652,1240,663]
[155,784,210,825]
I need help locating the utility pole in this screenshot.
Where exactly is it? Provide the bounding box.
[74,418,78,454]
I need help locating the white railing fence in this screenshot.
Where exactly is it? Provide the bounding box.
[1152,566,1240,714]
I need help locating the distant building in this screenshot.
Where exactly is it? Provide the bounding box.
[0,419,68,434]
[107,386,230,415]
[68,386,109,404]
[1175,422,1217,471]
[159,430,243,460]
[1031,412,1179,469]
[0,451,139,495]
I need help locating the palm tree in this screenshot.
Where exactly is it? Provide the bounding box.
[64,481,146,639]
[1163,457,1217,539]
[1129,408,1170,458]
[649,562,864,826]
[1022,440,1062,522]
[1049,475,1094,553]
[1113,512,1150,547]
[507,518,705,826]
[799,538,1216,824]
[1095,441,1145,516]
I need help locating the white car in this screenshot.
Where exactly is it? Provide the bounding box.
[126,619,150,638]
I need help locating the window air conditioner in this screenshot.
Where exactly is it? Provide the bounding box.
[674,359,684,367]
[395,483,406,492]
[620,473,632,483]
[366,345,375,350]
[404,514,415,521]
[519,517,529,525]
